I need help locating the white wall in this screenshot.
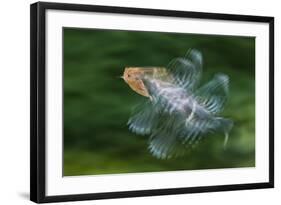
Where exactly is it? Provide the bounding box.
[0,0,279,204]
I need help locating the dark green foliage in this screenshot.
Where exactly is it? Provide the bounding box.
[63,28,255,176]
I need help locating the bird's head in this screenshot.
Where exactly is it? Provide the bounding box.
[122,67,143,83]
[122,67,150,97]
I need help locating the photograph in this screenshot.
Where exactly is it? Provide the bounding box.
[63,28,255,176]
[30,2,274,202]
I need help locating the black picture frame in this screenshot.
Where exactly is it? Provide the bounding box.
[30,1,274,203]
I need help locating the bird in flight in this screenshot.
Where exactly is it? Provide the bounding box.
[122,49,233,159]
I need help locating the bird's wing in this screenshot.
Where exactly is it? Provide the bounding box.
[128,76,177,137]
[127,100,159,135]
[147,112,214,159]
[167,49,202,90]
[148,113,189,159]
[195,74,229,114]
[148,112,234,159]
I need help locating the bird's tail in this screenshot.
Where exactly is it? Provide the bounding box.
[215,117,233,148]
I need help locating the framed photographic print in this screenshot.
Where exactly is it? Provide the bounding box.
[30,1,274,203]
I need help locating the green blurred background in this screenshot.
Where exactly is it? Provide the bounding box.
[63,28,255,176]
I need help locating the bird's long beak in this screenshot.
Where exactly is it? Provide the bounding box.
[116,75,124,79]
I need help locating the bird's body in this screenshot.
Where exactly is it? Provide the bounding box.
[122,49,233,159]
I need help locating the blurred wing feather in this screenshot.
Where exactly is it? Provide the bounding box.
[167,49,202,90]
[195,74,229,114]
[127,100,158,135]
